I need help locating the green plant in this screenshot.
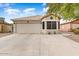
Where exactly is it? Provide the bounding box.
[47,3,79,20]
[70,29,74,32]
[53,31,56,34]
[77,28,79,29]
[48,32,51,34]
[73,28,79,34]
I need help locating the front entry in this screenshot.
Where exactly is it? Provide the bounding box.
[42,20,60,34]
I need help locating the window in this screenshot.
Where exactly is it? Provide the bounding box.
[42,22,45,29]
[47,21,51,29]
[50,16,53,20]
[47,21,56,29]
[52,21,56,29]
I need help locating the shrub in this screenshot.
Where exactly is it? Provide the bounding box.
[73,28,79,34]
[48,32,51,34]
[77,28,79,29]
[70,29,74,32]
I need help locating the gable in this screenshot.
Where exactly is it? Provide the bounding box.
[41,13,61,20]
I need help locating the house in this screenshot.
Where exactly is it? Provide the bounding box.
[12,13,61,34]
[0,17,4,33]
[0,17,13,33]
[2,22,13,33]
[60,19,79,32]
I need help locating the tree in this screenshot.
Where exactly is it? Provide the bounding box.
[47,3,79,21]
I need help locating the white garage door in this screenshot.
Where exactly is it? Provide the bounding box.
[16,24,42,33]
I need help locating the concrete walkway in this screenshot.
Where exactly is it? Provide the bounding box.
[0,34,79,56]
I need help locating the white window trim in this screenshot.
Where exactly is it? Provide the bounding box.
[42,20,59,30]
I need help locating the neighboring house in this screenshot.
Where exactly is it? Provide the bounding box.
[0,17,4,32]
[0,17,13,33]
[12,13,61,34]
[60,19,79,32]
[2,22,13,33]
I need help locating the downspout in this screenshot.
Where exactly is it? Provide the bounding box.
[12,20,16,33]
[14,21,17,33]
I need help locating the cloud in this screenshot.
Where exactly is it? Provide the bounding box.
[4,7,44,23]
[43,7,49,13]
[42,3,46,6]
[4,8,21,21]
[23,8,36,16]
[5,8,20,15]
[4,8,21,23]
[0,3,15,9]
[23,8,35,12]
[0,3,10,7]
[4,8,37,19]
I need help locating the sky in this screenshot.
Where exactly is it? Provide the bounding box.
[0,3,48,23]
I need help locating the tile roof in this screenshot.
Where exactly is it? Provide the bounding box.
[12,15,43,21]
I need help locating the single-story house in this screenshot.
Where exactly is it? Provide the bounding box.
[0,17,13,33]
[12,13,61,34]
[2,23,13,33]
[60,19,79,32]
[0,17,4,32]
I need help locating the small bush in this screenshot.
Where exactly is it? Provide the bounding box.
[77,28,79,29]
[53,31,56,34]
[73,28,79,34]
[48,32,51,34]
[70,29,74,32]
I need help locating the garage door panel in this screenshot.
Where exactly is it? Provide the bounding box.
[16,24,41,33]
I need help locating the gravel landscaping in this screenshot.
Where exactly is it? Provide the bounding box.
[65,33,79,43]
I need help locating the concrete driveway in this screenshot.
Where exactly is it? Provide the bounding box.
[0,33,12,38]
[0,34,79,56]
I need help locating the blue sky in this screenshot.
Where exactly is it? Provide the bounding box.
[0,3,48,23]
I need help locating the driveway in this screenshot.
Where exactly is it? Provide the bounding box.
[0,33,12,38]
[0,34,79,56]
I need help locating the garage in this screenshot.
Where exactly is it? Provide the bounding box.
[16,24,42,33]
[12,15,43,33]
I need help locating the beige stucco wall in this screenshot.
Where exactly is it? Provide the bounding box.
[42,16,59,21]
[0,18,12,33]
[0,24,2,32]
[60,23,79,32]
[72,24,79,29]
[60,23,71,32]
[2,24,12,33]
[51,15,59,20]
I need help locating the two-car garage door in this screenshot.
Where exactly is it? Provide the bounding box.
[15,24,42,33]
